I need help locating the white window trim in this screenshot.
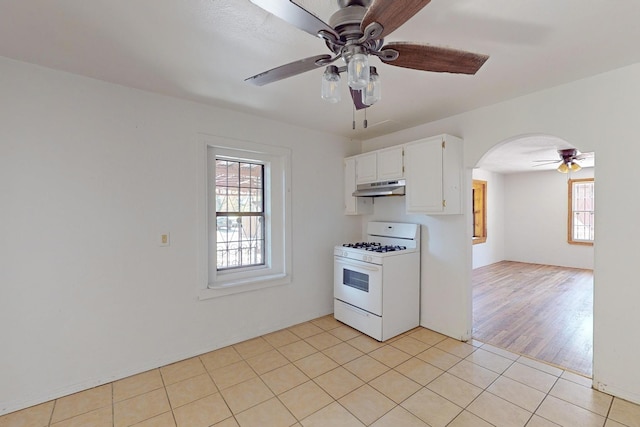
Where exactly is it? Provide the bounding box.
[197,133,292,299]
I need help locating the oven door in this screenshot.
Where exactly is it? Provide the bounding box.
[334,256,382,316]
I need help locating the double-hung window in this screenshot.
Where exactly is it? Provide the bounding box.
[198,134,292,298]
[568,178,594,245]
[215,159,265,270]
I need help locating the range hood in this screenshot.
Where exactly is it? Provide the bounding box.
[352,179,406,197]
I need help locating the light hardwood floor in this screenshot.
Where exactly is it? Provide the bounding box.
[472,260,593,377]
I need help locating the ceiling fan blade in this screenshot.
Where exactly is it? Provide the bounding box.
[533,161,561,167]
[381,42,489,74]
[362,0,432,39]
[574,152,594,160]
[250,0,338,39]
[245,54,331,86]
[350,88,369,110]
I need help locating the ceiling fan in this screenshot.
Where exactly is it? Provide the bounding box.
[245,0,489,109]
[533,148,592,173]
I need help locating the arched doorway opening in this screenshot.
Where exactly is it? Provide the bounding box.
[471,134,595,376]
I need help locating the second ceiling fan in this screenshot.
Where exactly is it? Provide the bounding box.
[246,0,490,109]
[534,148,593,173]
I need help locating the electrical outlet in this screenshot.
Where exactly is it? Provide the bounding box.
[159,232,170,247]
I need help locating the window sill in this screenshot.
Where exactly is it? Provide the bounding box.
[567,240,594,246]
[472,237,487,245]
[198,273,290,300]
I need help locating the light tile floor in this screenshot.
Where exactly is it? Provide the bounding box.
[2,315,640,427]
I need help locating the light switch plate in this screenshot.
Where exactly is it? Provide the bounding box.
[159,232,170,247]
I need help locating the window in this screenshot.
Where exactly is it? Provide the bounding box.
[472,180,487,244]
[568,178,594,245]
[197,134,292,299]
[215,160,265,270]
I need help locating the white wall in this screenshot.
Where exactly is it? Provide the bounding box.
[0,56,361,414]
[471,169,505,269]
[363,63,640,404]
[359,195,472,342]
[504,168,594,269]
[2,54,639,413]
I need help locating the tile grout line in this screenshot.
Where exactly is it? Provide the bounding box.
[544,382,614,421]
[522,372,562,427]
[159,369,179,427]
[111,383,114,427]
[217,347,265,426]
[603,397,616,425]
[47,396,56,427]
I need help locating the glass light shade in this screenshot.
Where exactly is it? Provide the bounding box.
[570,162,582,172]
[557,162,570,173]
[347,53,369,90]
[362,67,381,105]
[321,66,341,103]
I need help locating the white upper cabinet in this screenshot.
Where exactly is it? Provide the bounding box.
[355,146,404,184]
[376,146,404,181]
[404,135,463,215]
[344,156,373,215]
[355,152,377,184]
[345,135,462,215]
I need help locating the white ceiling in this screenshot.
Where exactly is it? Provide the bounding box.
[1,0,636,169]
[476,135,594,174]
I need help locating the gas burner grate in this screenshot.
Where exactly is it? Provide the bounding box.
[342,242,408,253]
[366,245,407,253]
[342,242,381,249]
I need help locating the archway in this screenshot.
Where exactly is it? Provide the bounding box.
[471,134,595,376]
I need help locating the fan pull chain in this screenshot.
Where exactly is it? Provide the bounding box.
[364,108,368,129]
[352,103,356,130]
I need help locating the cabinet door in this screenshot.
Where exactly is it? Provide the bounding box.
[355,152,377,184]
[377,146,404,181]
[405,138,444,213]
[344,157,373,215]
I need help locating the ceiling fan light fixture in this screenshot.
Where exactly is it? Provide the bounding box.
[557,162,570,173]
[246,1,490,111]
[570,162,582,172]
[347,52,369,90]
[321,65,341,103]
[362,66,381,105]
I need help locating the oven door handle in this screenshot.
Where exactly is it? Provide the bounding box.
[336,259,380,272]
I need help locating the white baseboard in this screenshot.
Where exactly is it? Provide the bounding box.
[594,379,640,406]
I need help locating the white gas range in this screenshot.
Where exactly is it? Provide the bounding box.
[334,222,421,341]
